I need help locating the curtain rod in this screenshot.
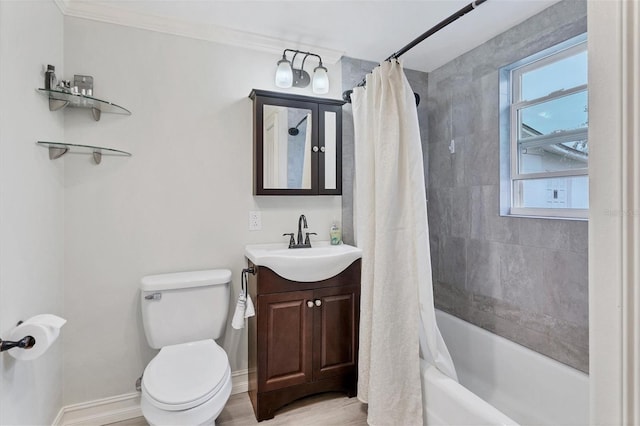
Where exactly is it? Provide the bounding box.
[342,0,487,104]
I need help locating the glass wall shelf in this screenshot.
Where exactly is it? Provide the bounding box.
[37,141,131,165]
[37,88,131,121]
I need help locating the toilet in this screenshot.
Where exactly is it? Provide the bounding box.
[139,269,233,426]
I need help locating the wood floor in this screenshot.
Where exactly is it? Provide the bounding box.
[106,392,368,426]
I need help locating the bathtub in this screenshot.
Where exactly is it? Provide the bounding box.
[422,310,589,426]
[422,360,518,425]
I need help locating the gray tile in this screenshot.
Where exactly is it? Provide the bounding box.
[450,136,466,187]
[464,129,499,186]
[426,92,452,144]
[475,72,500,133]
[438,236,466,290]
[468,293,588,372]
[568,219,588,254]
[450,186,470,238]
[434,281,472,319]
[541,250,588,325]
[429,232,440,282]
[470,185,519,244]
[499,244,545,312]
[341,57,376,89]
[451,86,476,138]
[428,141,455,189]
[466,239,502,299]
[518,218,572,251]
[427,187,451,237]
[545,329,589,373]
[466,301,549,356]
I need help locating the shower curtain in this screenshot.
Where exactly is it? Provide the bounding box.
[351,60,457,426]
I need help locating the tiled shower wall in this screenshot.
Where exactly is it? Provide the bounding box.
[427,0,588,372]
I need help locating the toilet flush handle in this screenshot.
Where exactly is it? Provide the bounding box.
[144,292,162,301]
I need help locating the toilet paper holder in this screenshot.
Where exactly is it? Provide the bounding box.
[0,321,36,352]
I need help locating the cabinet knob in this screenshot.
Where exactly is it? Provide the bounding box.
[312,146,319,152]
[320,146,326,153]
[314,299,322,307]
[307,300,314,308]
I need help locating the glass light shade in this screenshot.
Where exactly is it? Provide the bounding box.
[312,65,329,94]
[275,59,293,88]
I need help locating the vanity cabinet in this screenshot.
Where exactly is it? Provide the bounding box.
[247,260,361,421]
[249,89,345,195]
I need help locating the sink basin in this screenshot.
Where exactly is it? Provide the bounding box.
[245,241,362,282]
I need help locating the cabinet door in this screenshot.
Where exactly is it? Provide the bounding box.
[318,104,342,195]
[312,285,360,381]
[257,290,314,392]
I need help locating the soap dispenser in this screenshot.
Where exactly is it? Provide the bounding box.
[330,222,342,245]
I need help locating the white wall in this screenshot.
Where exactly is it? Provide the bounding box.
[0,1,65,424]
[62,17,342,404]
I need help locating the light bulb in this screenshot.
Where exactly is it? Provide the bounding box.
[275,56,293,88]
[312,64,329,94]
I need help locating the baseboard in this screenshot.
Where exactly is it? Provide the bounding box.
[231,368,249,395]
[53,392,142,426]
[53,369,249,426]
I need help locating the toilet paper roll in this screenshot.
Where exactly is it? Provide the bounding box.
[7,314,66,361]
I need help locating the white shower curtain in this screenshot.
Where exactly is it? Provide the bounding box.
[352,60,457,426]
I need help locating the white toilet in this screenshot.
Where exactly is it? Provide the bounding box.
[140,269,233,425]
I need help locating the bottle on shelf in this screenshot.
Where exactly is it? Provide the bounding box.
[44,64,57,90]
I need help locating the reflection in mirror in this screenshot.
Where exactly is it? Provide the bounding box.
[263,105,312,189]
[324,111,337,190]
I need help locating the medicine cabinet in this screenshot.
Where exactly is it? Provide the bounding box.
[249,89,344,195]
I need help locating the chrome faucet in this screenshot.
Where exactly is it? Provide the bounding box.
[283,214,316,249]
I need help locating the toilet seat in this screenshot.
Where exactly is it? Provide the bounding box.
[142,339,230,411]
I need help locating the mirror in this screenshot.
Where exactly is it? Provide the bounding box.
[263,105,313,189]
[250,89,344,195]
[323,110,337,190]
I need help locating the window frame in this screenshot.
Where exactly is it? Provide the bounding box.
[504,36,588,219]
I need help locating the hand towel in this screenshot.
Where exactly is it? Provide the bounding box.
[231,293,247,329]
[245,294,255,318]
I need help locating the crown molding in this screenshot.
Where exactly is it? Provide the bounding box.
[53,0,68,15]
[57,0,344,64]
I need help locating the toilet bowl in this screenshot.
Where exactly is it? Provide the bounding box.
[139,270,233,425]
[140,340,232,425]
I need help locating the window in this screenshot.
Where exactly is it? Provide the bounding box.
[501,35,588,219]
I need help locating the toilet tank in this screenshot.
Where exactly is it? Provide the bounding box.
[140,269,231,349]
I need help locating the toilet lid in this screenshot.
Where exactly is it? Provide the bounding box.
[143,339,229,411]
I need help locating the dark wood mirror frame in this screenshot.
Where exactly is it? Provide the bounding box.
[249,89,345,195]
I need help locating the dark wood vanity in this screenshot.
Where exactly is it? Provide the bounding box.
[246,259,361,421]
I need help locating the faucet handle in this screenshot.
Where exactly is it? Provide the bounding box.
[304,232,317,246]
[282,233,295,248]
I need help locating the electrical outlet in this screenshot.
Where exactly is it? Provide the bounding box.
[248,211,262,231]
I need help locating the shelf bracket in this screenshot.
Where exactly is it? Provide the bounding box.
[48,146,68,160]
[92,150,102,164]
[91,107,101,121]
[49,98,69,111]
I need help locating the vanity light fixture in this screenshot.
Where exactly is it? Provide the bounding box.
[274,49,329,94]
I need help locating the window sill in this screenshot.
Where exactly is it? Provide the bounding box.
[503,208,588,221]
